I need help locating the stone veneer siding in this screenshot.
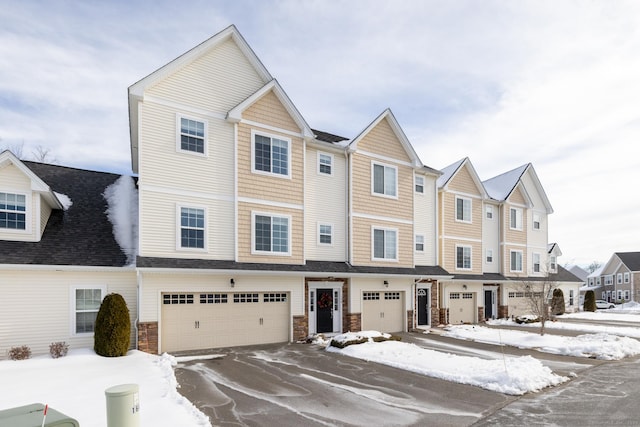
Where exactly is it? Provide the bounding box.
[138,322,158,354]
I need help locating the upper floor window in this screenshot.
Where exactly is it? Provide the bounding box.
[0,192,26,230]
[486,249,493,263]
[456,245,472,270]
[510,250,523,272]
[533,214,541,230]
[605,275,612,285]
[625,272,630,283]
[456,197,472,223]
[318,152,333,175]
[372,162,397,198]
[415,176,424,194]
[253,132,290,178]
[485,205,493,220]
[178,116,206,154]
[617,273,623,284]
[510,208,523,230]
[373,227,397,261]
[415,234,425,252]
[318,223,332,245]
[550,255,557,272]
[596,276,601,286]
[179,207,205,249]
[588,278,594,286]
[253,213,290,255]
[533,253,541,273]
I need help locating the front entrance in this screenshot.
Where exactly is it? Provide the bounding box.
[484,287,497,320]
[316,289,334,333]
[309,282,342,335]
[417,288,430,327]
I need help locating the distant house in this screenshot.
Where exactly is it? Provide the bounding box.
[595,252,640,303]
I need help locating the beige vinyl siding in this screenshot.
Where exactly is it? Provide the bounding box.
[441,238,483,274]
[509,186,526,205]
[504,203,527,245]
[357,117,412,163]
[0,164,38,241]
[242,91,300,133]
[146,38,265,115]
[305,147,347,261]
[139,272,304,323]
[138,189,234,259]
[447,164,481,195]
[504,244,527,277]
[351,217,413,268]
[413,173,437,265]
[237,202,303,264]
[0,269,136,359]
[40,195,52,233]
[440,192,483,238]
[237,123,304,205]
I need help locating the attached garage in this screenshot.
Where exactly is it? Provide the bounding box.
[160,291,289,353]
[448,292,476,324]
[361,291,405,333]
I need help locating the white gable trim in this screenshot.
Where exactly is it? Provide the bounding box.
[0,150,62,209]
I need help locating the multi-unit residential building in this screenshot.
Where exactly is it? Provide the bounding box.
[0,25,582,358]
[584,252,640,303]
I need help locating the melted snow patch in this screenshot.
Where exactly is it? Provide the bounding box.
[103,175,138,265]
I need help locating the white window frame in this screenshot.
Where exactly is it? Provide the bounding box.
[415,234,425,252]
[251,130,291,179]
[486,249,493,263]
[624,272,630,283]
[251,211,291,256]
[533,213,541,230]
[176,114,207,156]
[372,226,398,261]
[0,191,30,233]
[625,290,630,300]
[455,245,472,270]
[318,223,333,246]
[510,250,523,272]
[371,161,398,198]
[414,175,425,194]
[510,207,523,230]
[485,205,493,220]
[533,252,541,273]
[550,255,557,272]
[597,276,601,286]
[617,273,623,284]
[317,152,333,176]
[605,275,612,285]
[569,289,574,306]
[455,196,472,223]
[70,285,106,336]
[176,205,207,251]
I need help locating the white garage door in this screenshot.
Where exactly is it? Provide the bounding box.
[449,292,476,324]
[361,291,405,333]
[161,292,289,353]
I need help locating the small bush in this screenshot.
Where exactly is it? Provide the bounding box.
[94,293,131,357]
[584,290,596,312]
[49,342,69,359]
[8,345,31,360]
[551,288,565,315]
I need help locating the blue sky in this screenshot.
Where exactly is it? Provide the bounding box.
[1,0,639,267]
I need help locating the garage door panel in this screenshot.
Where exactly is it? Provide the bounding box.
[449,292,475,324]
[361,291,404,333]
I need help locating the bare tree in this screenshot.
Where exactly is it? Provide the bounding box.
[516,274,559,336]
[31,145,58,164]
[0,141,25,158]
[587,261,602,274]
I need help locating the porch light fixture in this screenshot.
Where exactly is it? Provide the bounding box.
[462,284,467,290]
[383,280,389,287]
[230,278,235,287]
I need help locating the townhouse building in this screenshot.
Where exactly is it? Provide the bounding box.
[593,252,640,303]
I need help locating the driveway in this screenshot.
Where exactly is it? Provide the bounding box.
[174,338,515,426]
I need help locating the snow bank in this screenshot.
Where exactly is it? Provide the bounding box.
[103,175,138,265]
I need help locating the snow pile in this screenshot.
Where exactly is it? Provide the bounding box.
[53,192,72,210]
[445,325,640,360]
[0,349,210,427]
[489,317,640,339]
[326,332,567,395]
[103,175,138,265]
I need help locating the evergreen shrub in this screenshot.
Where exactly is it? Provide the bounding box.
[94,293,131,357]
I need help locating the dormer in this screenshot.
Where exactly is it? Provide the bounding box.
[0,151,63,242]
[547,243,562,274]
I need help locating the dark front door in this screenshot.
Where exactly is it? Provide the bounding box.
[417,288,429,326]
[316,289,334,333]
[484,290,494,319]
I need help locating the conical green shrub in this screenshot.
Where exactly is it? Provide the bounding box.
[94,293,131,357]
[551,288,565,315]
[584,290,596,312]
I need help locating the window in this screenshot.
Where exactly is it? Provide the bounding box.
[569,290,574,306]
[74,287,104,334]
[625,290,630,300]
[318,223,332,245]
[533,214,541,230]
[617,273,623,284]
[318,152,333,175]
[0,192,26,230]
[550,255,557,271]
[605,275,613,285]
[253,132,290,177]
[264,293,287,302]
[596,276,601,286]
[533,253,541,273]
[373,227,397,260]
[510,208,523,230]
[415,235,425,252]
[180,207,205,249]
[163,294,194,304]
[625,272,630,283]
[253,213,290,254]
[618,290,623,300]
[234,293,259,303]
[363,292,380,300]
[486,249,493,263]
[510,250,523,272]
[372,162,397,197]
[456,197,471,222]
[588,278,594,286]
[178,117,206,154]
[456,245,472,270]
[200,293,227,304]
[602,292,606,299]
[385,292,401,300]
[415,175,424,193]
[485,205,493,220]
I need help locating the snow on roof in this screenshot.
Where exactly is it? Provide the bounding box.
[437,158,465,188]
[53,192,73,211]
[483,164,529,201]
[103,175,139,266]
[588,265,605,278]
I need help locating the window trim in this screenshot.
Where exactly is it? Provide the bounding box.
[371,226,398,261]
[455,196,472,223]
[624,272,630,283]
[414,175,425,194]
[176,204,207,252]
[371,161,398,199]
[251,211,292,256]
[70,285,106,336]
[415,234,425,252]
[510,250,523,272]
[510,207,523,230]
[251,130,292,179]
[317,152,333,176]
[455,244,472,270]
[0,191,30,233]
[176,114,207,156]
[318,223,333,246]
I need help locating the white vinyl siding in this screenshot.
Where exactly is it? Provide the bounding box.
[372,162,397,198]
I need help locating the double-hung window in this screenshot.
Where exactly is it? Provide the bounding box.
[318,152,333,175]
[372,162,397,197]
[510,250,523,272]
[0,192,26,230]
[179,207,205,249]
[373,227,397,261]
[533,253,541,273]
[73,287,105,334]
[253,132,290,177]
[253,213,290,255]
[415,235,425,252]
[510,207,523,230]
[533,214,541,230]
[486,249,493,263]
[456,245,472,270]
[625,272,630,283]
[415,176,424,194]
[617,273,623,284]
[178,116,206,154]
[318,223,332,245]
[456,197,471,222]
[485,205,493,219]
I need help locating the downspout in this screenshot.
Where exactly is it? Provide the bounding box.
[234,122,239,262]
[346,148,352,264]
[135,268,141,350]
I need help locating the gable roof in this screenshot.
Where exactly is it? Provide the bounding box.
[483,163,529,201]
[0,162,128,267]
[436,157,488,197]
[615,252,640,272]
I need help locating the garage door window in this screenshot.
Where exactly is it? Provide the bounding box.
[264,293,287,302]
[200,293,228,304]
[234,293,259,303]
[385,292,400,300]
[363,292,380,300]
[163,294,194,304]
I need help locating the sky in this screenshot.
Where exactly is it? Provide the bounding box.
[1,0,639,267]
